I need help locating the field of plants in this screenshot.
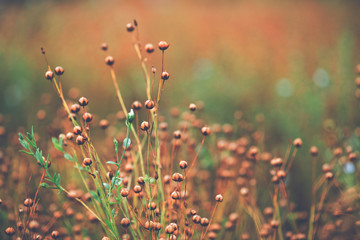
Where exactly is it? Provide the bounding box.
[1,1,360,239]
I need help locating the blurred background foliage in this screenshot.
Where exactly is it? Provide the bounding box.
[1,0,360,202]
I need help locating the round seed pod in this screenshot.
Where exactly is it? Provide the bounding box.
[67,131,74,140]
[105,56,114,66]
[120,218,131,228]
[189,103,196,111]
[173,130,181,139]
[82,112,93,123]
[78,97,88,107]
[158,41,169,51]
[293,138,303,148]
[148,202,157,210]
[54,66,64,76]
[70,104,80,113]
[172,173,184,182]
[276,170,286,179]
[101,43,108,51]
[99,119,110,129]
[179,161,188,169]
[51,230,59,239]
[200,218,209,227]
[45,70,54,80]
[140,121,150,131]
[83,158,92,166]
[132,101,142,110]
[24,198,33,207]
[165,225,174,234]
[215,194,223,202]
[171,191,181,200]
[5,227,15,236]
[73,126,82,135]
[325,171,334,181]
[201,126,211,136]
[145,43,154,53]
[76,136,85,145]
[310,146,318,156]
[192,215,201,224]
[270,158,283,167]
[161,71,170,80]
[145,100,155,109]
[126,23,135,32]
[133,185,142,193]
[120,188,129,197]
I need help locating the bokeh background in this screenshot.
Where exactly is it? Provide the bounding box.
[1,0,360,211]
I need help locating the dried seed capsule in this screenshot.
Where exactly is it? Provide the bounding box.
[70,104,80,113]
[145,100,155,109]
[101,43,108,51]
[200,218,209,227]
[154,222,161,231]
[54,66,64,76]
[126,23,135,32]
[45,70,54,80]
[171,191,181,200]
[24,198,33,207]
[201,126,211,136]
[270,158,283,167]
[82,112,93,123]
[172,173,184,182]
[5,227,15,236]
[325,171,334,181]
[78,97,89,107]
[192,215,201,224]
[105,56,114,66]
[132,101,142,110]
[189,103,196,111]
[76,135,85,145]
[161,71,170,80]
[179,160,188,169]
[215,194,223,202]
[310,146,318,156]
[173,130,181,139]
[145,43,154,53]
[134,185,142,193]
[165,225,174,234]
[148,202,157,210]
[270,220,279,229]
[120,218,131,228]
[293,138,302,148]
[83,158,92,166]
[51,230,59,239]
[73,126,82,135]
[140,121,150,131]
[158,41,169,51]
[276,170,286,179]
[120,188,129,197]
[99,119,109,129]
[137,177,145,185]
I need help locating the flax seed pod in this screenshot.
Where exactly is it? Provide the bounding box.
[158,41,169,51]
[161,71,170,80]
[215,194,223,202]
[120,218,131,228]
[189,103,196,111]
[45,70,54,80]
[105,56,114,66]
[82,112,93,123]
[140,121,150,131]
[293,138,302,148]
[120,188,129,197]
[132,101,142,110]
[78,97,88,107]
[179,161,188,169]
[145,43,154,53]
[201,126,211,136]
[101,43,108,51]
[145,100,155,109]
[83,158,92,166]
[126,23,135,32]
[54,66,64,76]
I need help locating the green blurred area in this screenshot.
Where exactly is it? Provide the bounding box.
[1,0,360,210]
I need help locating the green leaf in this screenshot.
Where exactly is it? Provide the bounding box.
[19,150,34,156]
[114,138,118,151]
[123,138,131,149]
[103,183,110,190]
[64,153,73,161]
[52,137,63,152]
[19,134,30,150]
[90,190,100,203]
[40,183,58,189]
[56,173,61,186]
[35,149,44,167]
[111,208,116,217]
[106,161,118,166]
